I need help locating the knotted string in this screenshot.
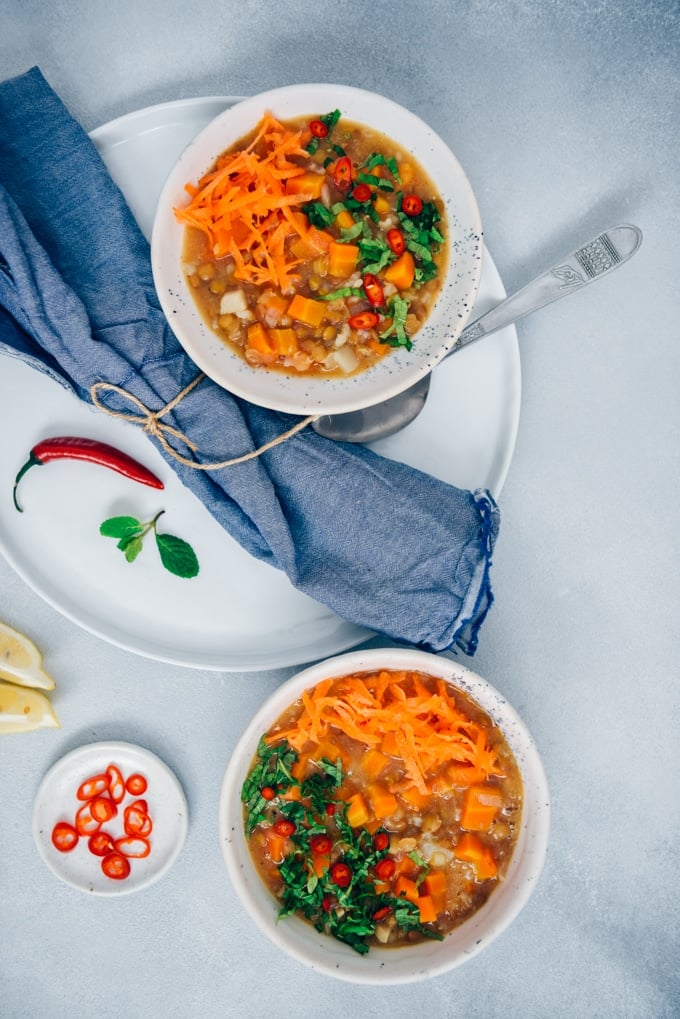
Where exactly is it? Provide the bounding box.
[90,374,317,470]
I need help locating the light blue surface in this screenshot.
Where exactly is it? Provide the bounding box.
[1,2,679,1016]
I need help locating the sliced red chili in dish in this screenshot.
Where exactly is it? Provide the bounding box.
[309,834,333,855]
[272,819,296,837]
[348,311,380,331]
[309,119,329,139]
[101,851,131,881]
[401,194,423,217]
[362,274,385,308]
[76,773,109,801]
[125,773,148,796]
[375,857,396,880]
[330,862,352,888]
[372,905,391,922]
[51,821,79,853]
[88,831,115,857]
[124,803,152,837]
[75,801,102,836]
[115,836,151,859]
[351,182,372,203]
[373,831,390,852]
[90,796,117,823]
[261,786,276,801]
[106,764,126,804]
[332,156,353,191]
[386,228,406,255]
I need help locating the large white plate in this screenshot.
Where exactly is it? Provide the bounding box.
[0,97,521,671]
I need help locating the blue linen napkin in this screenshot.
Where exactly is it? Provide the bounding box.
[0,67,499,655]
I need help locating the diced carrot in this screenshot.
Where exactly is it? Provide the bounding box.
[453,832,498,880]
[384,250,415,290]
[284,171,325,199]
[286,294,326,328]
[289,226,333,260]
[311,853,330,878]
[280,784,302,802]
[447,763,490,787]
[367,784,399,820]
[397,784,430,810]
[264,831,289,865]
[394,875,419,903]
[416,895,438,924]
[269,328,299,357]
[327,241,360,278]
[398,162,415,186]
[246,322,275,359]
[373,194,391,216]
[345,792,370,828]
[460,783,504,832]
[373,880,391,895]
[421,871,448,912]
[290,751,311,782]
[257,291,289,325]
[362,749,389,780]
[335,208,355,230]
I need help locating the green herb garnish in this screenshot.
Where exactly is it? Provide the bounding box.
[99,510,199,579]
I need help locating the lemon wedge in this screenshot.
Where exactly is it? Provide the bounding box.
[0,679,60,734]
[0,620,56,690]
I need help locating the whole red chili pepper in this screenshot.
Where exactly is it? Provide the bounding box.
[12,436,164,512]
[362,274,385,309]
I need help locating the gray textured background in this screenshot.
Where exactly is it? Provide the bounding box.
[1,2,679,1016]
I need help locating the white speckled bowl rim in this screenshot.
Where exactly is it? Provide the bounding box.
[219,648,550,985]
[151,84,483,415]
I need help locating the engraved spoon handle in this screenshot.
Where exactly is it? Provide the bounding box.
[450,224,643,354]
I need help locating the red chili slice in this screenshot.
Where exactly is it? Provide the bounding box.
[76,773,109,801]
[373,831,390,852]
[261,786,276,801]
[372,905,391,922]
[124,803,152,837]
[309,119,329,139]
[101,851,131,881]
[88,831,115,857]
[125,773,148,796]
[348,311,380,331]
[310,834,333,855]
[115,836,151,859]
[90,796,116,823]
[402,194,423,217]
[362,274,385,308]
[375,857,396,880]
[325,803,337,816]
[75,801,102,836]
[330,862,352,888]
[51,821,79,853]
[333,156,353,191]
[272,819,296,837]
[386,228,406,255]
[106,764,126,804]
[352,183,372,203]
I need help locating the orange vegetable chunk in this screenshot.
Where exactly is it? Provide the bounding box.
[454,832,498,880]
[384,250,415,290]
[345,792,370,828]
[460,783,504,832]
[327,241,360,278]
[286,294,326,328]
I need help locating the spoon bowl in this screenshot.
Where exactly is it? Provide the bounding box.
[312,224,643,444]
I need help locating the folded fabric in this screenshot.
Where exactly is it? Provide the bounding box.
[0,67,499,655]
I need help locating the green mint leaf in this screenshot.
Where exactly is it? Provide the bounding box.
[122,536,143,563]
[155,532,200,578]
[99,515,142,539]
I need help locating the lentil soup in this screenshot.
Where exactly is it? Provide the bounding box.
[241,668,523,955]
[177,110,447,378]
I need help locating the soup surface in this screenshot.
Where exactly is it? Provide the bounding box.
[177,110,447,377]
[241,669,523,955]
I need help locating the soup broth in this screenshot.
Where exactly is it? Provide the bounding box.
[178,110,447,377]
[241,669,523,955]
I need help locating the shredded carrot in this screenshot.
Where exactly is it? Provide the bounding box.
[174,112,320,292]
[265,670,505,797]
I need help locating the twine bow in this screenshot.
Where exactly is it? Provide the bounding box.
[90,374,317,470]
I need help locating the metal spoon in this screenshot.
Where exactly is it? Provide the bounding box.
[312,224,643,443]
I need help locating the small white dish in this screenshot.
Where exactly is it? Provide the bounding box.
[33,741,188,896]
[151,83,484,416]
[219,648,550,984]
